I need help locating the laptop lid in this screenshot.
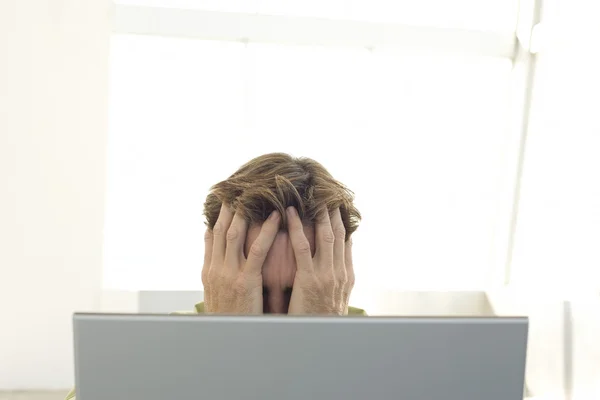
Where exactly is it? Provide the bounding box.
[74,314,528,400]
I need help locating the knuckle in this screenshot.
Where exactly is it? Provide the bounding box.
[337,270,348,285]
[296,240,311,254]
[213,222,224,236]
[347,272,356,288]
[324,277,336,291]
[204,229,212,242]
[249,243,265,258]
[323,229,335,244]
[226,226,238,241]
[334,226,346,240]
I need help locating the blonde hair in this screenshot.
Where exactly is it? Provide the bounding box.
[204,153,360,240]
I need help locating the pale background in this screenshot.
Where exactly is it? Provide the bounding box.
[1,0,599,399]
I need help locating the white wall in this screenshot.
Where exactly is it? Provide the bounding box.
[0,0,111,389]
[351,289,492,316]
[570,299,600,400]
[486,290,569,399]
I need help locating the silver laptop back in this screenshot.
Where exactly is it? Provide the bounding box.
[74,314,527,400]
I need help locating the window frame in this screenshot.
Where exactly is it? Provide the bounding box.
[112,4,516,57]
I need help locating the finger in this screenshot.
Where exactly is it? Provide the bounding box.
[314,207,334,267]
[244,210,280,275]
[225,212,249,269]
[212,203,234,262]
[286,206,314,273]
[203,228,213,268]
[345,235,355,286]
[202,228,213,287]
[331,208,346,276]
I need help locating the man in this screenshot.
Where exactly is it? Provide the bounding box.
[66,153,364,399]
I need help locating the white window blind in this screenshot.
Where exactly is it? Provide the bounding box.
[103,32,514,291]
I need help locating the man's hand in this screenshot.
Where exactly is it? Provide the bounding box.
[287,206,354,315]
[202,204,280,314]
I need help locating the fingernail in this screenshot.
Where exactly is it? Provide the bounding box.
[287,206,297,217]
[269,210,280,221]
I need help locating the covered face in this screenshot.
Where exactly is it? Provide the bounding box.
[244,224,316,314]
[204,153,360,313]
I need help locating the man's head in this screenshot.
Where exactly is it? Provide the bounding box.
[204,153,360,313]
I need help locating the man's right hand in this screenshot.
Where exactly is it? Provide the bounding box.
[202,203,280,314]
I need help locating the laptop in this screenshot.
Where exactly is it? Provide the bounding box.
[74,313,528,400]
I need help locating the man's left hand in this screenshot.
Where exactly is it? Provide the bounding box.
[286,206,354,315]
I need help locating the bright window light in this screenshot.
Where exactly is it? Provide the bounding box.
[103,34,513,291]
[509,1,600,291]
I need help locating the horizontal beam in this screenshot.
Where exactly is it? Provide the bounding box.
[113,5,516,58]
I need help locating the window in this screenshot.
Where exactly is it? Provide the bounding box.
[510,0,600,291]
[103,1,519,291]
